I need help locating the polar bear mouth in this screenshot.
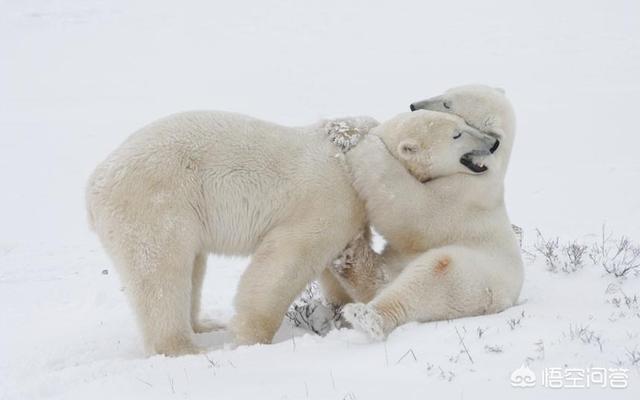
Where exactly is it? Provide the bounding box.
[460,152,488,173]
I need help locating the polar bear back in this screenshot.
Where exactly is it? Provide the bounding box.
[87,111,366,256]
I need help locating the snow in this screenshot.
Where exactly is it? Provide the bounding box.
[1,0,639,398]
[325,117,374,153]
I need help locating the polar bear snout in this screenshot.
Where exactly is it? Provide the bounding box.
[409,99,435,112]
[409,99,434,111]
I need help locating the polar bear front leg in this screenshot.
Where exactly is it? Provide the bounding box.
[230,227,337,346]
[346,135,433,247]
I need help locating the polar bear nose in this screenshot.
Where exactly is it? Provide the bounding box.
[489,139,500,154]
[409,103,417,111]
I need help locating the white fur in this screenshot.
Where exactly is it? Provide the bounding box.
[340,85,524,339]
[341,303,384,340]
[86,111,378,354]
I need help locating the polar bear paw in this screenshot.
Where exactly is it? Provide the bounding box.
[341,303,385,341]
[192,318,226,334]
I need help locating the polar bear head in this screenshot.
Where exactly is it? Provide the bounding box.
[409,84,516,176]
[373,110,499,182]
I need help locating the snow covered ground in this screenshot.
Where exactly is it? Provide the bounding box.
[1,0,639,398]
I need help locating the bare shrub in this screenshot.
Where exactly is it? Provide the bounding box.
[532,230,586,273]
[606,283,640,319]
[532,228,639,276]
[532,230,560,272]
[567,324,603,352]
[534,339,545,360]
[438,367,455,382]
[507,310,526,330]
[484,344,503,353]
[476,327,487,338]
[589,228,640,278]
[285,281,342,336]
[625,347,640,367]
[614,347,640,368]
[564,242,587,271]
[507,318,521,330]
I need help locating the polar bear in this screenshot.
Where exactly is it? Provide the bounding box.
[333,85,524,339]
[86,112,378,354]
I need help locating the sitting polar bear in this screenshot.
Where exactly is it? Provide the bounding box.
[85,109,484,355]
[332,85,524,339]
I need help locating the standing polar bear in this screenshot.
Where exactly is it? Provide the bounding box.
[86,112,375,354]
[86,109,486,355]
[333,85,524,339]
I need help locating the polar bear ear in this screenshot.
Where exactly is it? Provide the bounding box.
[494,87,506,94]
[398,139,419,160]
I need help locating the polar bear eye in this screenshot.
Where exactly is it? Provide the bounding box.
[453,131,462,139]
[443,101,452,109]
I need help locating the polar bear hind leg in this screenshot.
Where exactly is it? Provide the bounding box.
[113,248,199,355]
[94,205,206,356]
[343,246,516,339]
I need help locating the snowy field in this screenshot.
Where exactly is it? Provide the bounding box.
[1,0,640,398]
